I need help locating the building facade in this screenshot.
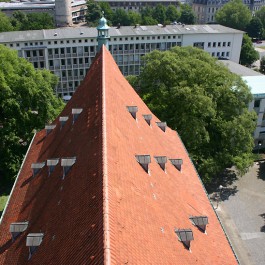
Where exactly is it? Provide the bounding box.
[192,0,265,24]
[0,24,243,96]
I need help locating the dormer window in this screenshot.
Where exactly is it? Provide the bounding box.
[72,108,83,124]
[26,233,44,259]
[135,155,151,173]
[154,156,167,171]
[175,229,194,250]
[127,106,138,119]
[31,162,45,177]
[47,158,60,175]
[169,159,183,171]
[10,222,29,241]
[59,116,69,129]
[61,157,76,179]
[45,125,56,136]
[156,122,167,132]
[143,114,152,125]
[189,216,208,232]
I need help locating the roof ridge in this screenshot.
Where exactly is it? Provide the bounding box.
[101,46,111,265]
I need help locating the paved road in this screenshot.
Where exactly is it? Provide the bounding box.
[210,162,265,265]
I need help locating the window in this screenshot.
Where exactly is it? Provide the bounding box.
[33,50,37,57]
[228,42,231,47]
[54,41,57,44]
[60,40,64,44]
[16,43,20,47]
[226,51,230,57]
[213,42,216,47]
[223,42,226,47]
[39,50,43,56]
[26,51,31,57]
[79,39,82,43]
[218,42,221,47]
[208,42,211,47]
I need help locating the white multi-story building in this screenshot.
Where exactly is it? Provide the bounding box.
[0,24,243,96]
[192,0,265,24]
[220,60,265,148]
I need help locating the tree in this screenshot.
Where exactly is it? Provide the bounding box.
[0,11,13,32]
[240,34,259,66]
[256,6,265,29]
[246,17,263,40]
[141,7,158,25]
[112,9,130,26]
[11,11,54,31]
[179,4,196,24]
[128,11,142,26]
[260,56,265,74]
[99,2,113,24]
[133,46,256,184]
[166,5,180,23]
[153,4,166,24]
[85,0,102,26]
[24,13,54,30]
[0,45,64,184]
[215,0,251,30]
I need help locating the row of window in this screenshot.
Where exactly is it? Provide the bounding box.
[208,41,231,48]
[211,51,230,57]
[49,57,91,67]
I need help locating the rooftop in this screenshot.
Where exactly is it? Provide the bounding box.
[0,46,238,264]
[0,24,243,43]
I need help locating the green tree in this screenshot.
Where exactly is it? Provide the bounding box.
[179,4,196,24]
[215,0,251,30]
[24,13,54,30]
[133,46,256,184]
[112,8,130,26]
[256,6,265,29]
[153,4,166,24]
[99,2,113,24]
[141,7,158,25]
[85,0,102,26]
[11,11,54,30]
[260,56,265,74]
[0,11,13,32]
[128,11,142,25]
[240,34,259,66]
[166,5,180,23]
[0,45,64,184]
[246,17,263,39]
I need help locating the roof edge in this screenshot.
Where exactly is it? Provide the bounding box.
[101,45,111,265]
[174,131,240,264]
[0,133,37,224]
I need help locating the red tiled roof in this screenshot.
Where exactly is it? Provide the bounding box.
[0,46,238,264]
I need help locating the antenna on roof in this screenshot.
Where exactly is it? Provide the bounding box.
[154,156,167,171]
[10,222,29,241]
[26,233,44,260]
[135,155,151,173]
[189,216,208,233]
[72,108,83,124]
[61,157,76,179]
[127,106,138,120]
[47,158,60,176]
[143,114,152,126]
[156,122,167,132]
[59,116,69,129]
[45,125,56,136]
[169,159,183,171]
[31,162,45,177]
[174,228,194,250]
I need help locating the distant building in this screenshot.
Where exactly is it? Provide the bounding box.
[220,59,265,149]
[0,0,87,25]
[192,0,265,24]
[0,24,243,96]
[0,23,238,262]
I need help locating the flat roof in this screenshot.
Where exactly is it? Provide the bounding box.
[0,24,243,43]
[219,60,263,77]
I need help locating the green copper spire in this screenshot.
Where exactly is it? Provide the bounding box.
[97,12,110,52]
